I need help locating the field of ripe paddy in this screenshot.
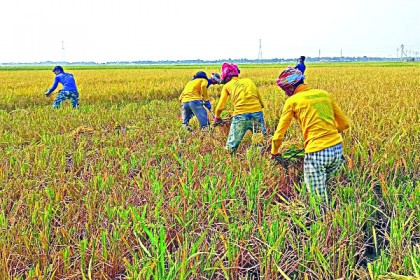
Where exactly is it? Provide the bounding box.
[0,63,419,279]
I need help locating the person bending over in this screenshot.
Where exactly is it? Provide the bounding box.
[272,67,350,200]
[45,66,79,109]
[214,62,267,153]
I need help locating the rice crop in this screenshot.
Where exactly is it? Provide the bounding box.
[0,63,418,279]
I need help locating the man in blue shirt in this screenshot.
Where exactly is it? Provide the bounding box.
[45,66,79,108]
[207,73,221,88]
[295,56,306,74]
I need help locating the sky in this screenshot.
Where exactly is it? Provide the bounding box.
[0,0,419,63]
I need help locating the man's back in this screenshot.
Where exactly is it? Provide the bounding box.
[295,62,306,74]
[221,77,264,116]
[56,72,78,92]
[179,78,208,102]
[283,86,349,152]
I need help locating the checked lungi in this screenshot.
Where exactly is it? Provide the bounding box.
[304,143,345,196]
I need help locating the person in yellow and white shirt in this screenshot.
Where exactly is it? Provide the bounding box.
[214,62,267,153]
[179,71,214,131]
[272,67,350,199]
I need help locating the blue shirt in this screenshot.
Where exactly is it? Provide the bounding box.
[207,78,214,88]
[47,72,78,94]
[295,62,306,74]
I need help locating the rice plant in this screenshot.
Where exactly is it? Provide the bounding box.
[0,63,418,279]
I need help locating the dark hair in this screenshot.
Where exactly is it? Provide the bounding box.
[53,66,64,72]
[300,56,306,61]
[193,71,208,80]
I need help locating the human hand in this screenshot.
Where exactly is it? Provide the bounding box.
[271,153,282,160]
[204,100,211,110]
[213,117,222,125]
[271,153,289,165]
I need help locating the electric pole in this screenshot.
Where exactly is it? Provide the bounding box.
[400,44,406,60]
[257,39,262,61]
[61,41,65,63]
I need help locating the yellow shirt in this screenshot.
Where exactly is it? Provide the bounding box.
[215,77,265,118]
[179,78,209,103]
[272,84,350,154]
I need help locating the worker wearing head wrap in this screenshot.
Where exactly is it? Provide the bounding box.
[179,71,212,130]
[272,67,350,199]
[214,62,266,153]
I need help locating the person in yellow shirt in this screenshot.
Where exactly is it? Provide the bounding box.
[179,71,214,131]
[214,62,266,153]
[271,67,350,199]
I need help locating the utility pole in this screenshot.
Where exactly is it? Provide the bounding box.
[318,49,321,59]
[257,39,262,61]
[400,44,406,60]
[61,41,65,63]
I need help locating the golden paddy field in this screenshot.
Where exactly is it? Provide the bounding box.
[0,63,419,279]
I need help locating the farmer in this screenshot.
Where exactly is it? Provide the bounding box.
[271,67,350,200]
[295,56,306,74]
[213,62,267,153]
[207,73,221,88]
[179,71,214,131]
[45,66,79,109]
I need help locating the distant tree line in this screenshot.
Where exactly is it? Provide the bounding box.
[0,56,417,66]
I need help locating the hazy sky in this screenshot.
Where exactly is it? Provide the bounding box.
[1,0,419,63]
